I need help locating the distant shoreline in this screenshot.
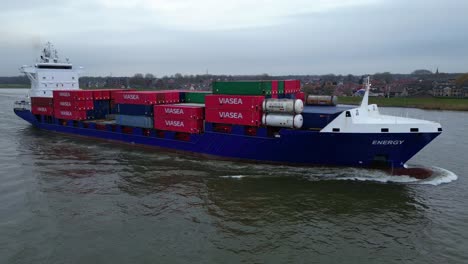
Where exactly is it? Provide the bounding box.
[2,85,467,111]
[338,96,468,111]
[0,85,28,89]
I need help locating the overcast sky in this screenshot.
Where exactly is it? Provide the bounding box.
[1,0,467,76]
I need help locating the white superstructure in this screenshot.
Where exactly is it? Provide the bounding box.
[321,77,442,133]
[20,42,82,98]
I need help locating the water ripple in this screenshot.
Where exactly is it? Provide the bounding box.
[1,90,467,264]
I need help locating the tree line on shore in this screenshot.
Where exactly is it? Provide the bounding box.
[2,70,468,95]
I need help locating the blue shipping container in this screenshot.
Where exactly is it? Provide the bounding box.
[93,100,111,119]
[115,114,154,128]
[282,93,296,99]
[179,92,186,103]
[86,110,95,119]
[117,104,154,116]
[111,103,118,115]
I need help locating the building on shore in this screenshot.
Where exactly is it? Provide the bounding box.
[432,78,468,97]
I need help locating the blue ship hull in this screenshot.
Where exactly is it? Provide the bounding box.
[14,109,440,168]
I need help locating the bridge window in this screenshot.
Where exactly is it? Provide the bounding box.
[410,128,419,132]
[381,128,389,132]
[332,128,340,132]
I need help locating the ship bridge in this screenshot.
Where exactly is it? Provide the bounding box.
[20,42,81,98]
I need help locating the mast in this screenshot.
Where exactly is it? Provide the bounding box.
[360,76,371,109]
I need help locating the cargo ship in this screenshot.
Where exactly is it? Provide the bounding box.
[14,44,442,177]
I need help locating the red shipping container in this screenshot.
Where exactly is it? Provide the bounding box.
[54,109,88,120]
[154,104,204,120]
[166,92,181,103]
[109,89,136,100]
[205,95,264,111]
[114,91,180,105]
[205,108,262,126]
[272,80,279,95]
[31,105,54,116]
[156,93,166,104]
[90,89,111,100]
[284,80,301,94]
[92,89,136,100]
[113,91,156,105]
[31,97,54,106]
[271,81,279,99]
[154,118,204,133]
[54,100,94,110]
[53,90,93,101]
[155,90,181,104]
[295,92,306,102]
[100,90,111,100]
[91,90,102,100]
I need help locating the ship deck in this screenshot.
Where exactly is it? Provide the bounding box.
[302,105,355,115]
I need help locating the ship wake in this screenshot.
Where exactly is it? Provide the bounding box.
[214,161,458,186]
[326,166,458,185]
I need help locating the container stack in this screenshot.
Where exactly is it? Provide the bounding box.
[209,81,272,127]
[90,89,112,119]
[38,81,305,133]
[212,80,301,99]
[108,89,135,115]
[31,97,54,116]
[113,90,181,128]
[154,104,205,133]
[207,80,304,129]
[49,89,130,121]
[205,95,264,126]
[53,90,94,120]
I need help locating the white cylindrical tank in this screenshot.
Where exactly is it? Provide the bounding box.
[262,99,304,114]
[306,95,337,106]
[262,114,303,129]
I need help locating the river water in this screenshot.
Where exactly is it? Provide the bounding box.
[0,89,466,264]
